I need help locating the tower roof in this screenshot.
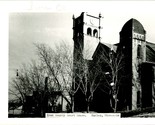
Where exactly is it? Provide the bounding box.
[121,18,146,34]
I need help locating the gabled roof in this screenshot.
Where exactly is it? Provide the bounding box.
[92,42,117,59]
[146,42,155,52]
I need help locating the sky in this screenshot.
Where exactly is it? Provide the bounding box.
[9,1,155,83]
[2,0,155,123]
[9,13,74,81]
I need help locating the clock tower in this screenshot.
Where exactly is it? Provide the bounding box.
[73,12,102,60]
[72,12,102,112]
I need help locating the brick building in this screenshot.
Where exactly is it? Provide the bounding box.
[73,12,155,112]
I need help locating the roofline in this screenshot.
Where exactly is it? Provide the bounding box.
[92,42,112,59]
[120,18,146,34]
[146,44,155,53]
[146,41,155,54]
[146,41,155,45]
[143,61,155,66]
[86,14,100,19]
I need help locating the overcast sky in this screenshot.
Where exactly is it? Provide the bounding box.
[9,13,73,80]
[9,1,155,83]
[9,4,155,82]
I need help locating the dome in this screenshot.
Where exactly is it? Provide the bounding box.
[121,18,146,34]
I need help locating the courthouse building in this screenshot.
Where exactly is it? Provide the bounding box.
[72,12,155,112]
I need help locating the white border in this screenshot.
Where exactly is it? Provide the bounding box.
[2,1,155,125]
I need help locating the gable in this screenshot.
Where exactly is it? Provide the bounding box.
[92,42,118,60]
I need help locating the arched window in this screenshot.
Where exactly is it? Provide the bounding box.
[87,28,92,36]
[137,44,142,58]
[93,29,98,38]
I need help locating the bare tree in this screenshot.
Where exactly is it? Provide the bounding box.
[9,60,58,116]
[95,46,125,112]
[74,56,104,113]
[73,41,111,113]
[35,42,80,112]
[10,41,80,114]
[10,40,125,114]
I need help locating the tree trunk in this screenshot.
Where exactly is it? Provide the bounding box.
[114,96,117,113]
[110,98,114,112]
[41,108,44,117]
[87,102,90,113]
[71,95,74,113]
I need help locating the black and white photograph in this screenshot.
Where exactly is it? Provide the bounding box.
[3,0,155,124]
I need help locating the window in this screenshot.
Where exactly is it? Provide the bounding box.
[137,44,142,58]
[137,91,141,108]
[93,29,98,38]
[87,28,92,36]
[138,41,142,45]
[134,34,137,39]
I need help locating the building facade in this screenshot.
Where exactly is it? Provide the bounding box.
[73,12,155,112]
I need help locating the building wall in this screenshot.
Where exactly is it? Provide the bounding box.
[73,13,155,112]
[141,63,153,107]
[131,32,146,110]
[119,28,132,110]
[73,12,102,112]
[73,12,100,61]
[119,19,146,110]
[83,35,99,60]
